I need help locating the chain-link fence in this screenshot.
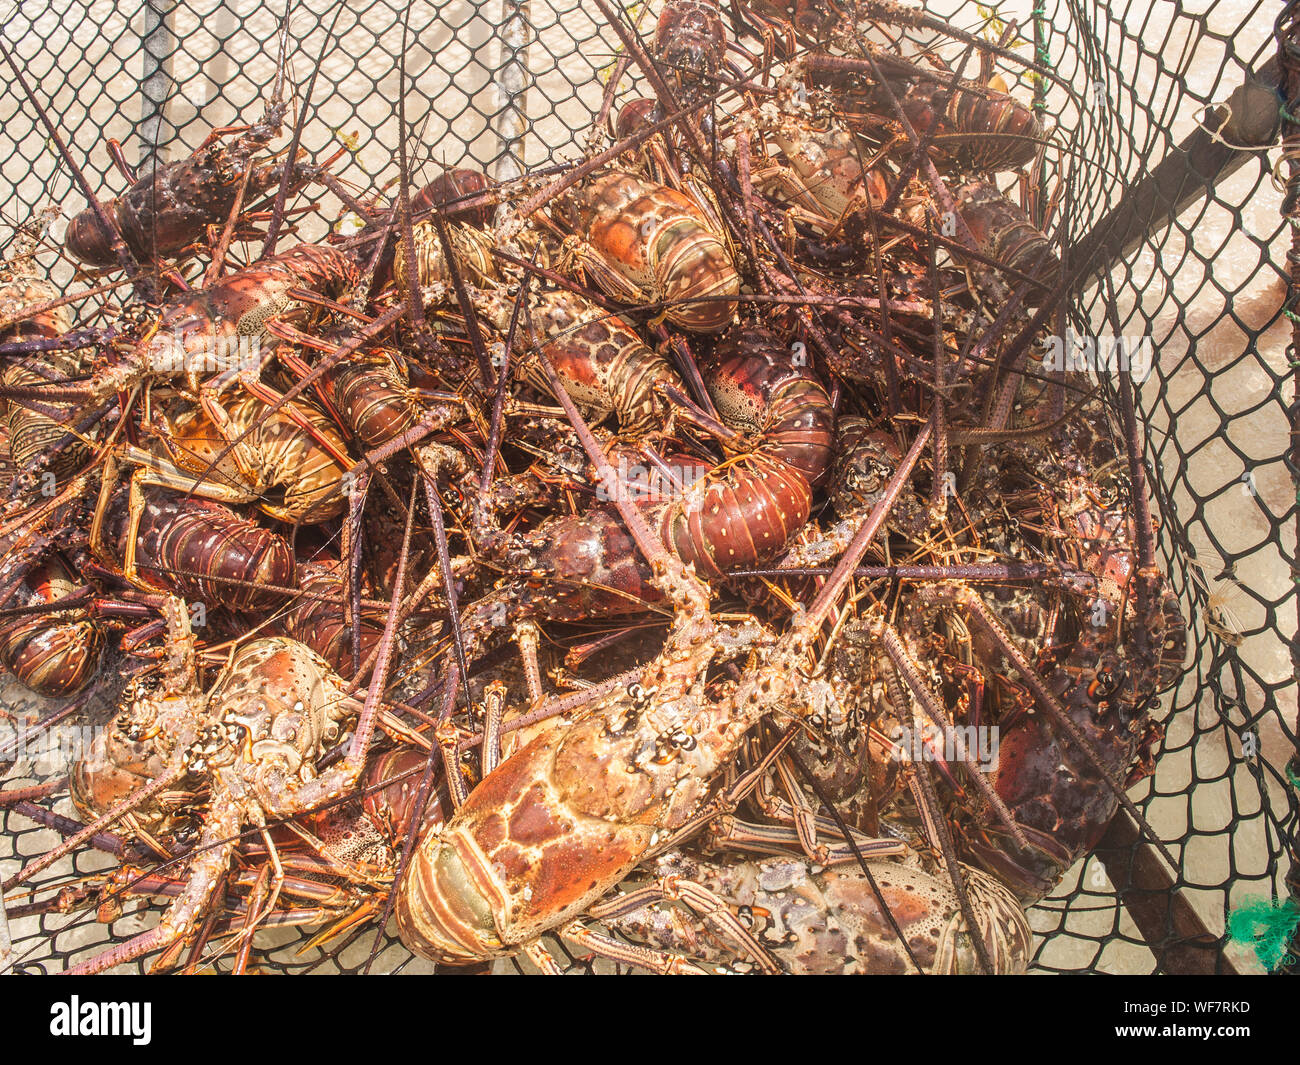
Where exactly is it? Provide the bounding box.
[0,0,1296,974]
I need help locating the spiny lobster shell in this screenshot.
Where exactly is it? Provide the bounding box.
[115,489,296,612]
[553,170,738,333]
[610,851,1033,974]
[0,554,102,697]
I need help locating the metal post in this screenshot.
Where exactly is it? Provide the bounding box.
[139,0,177,172]
[490,0,533,183]
[0,889,12,975]
[1029,2,1049,232]
[1071,59,1282,286]
[1095,813,1237,974]
[1276,0,1300,978]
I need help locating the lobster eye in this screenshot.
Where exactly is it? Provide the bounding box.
[1088,668,1120,700]
[857,466,884,493]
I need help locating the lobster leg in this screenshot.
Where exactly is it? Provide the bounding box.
[268,341,348,432]
[121,468,183,594]
[105,138,138,183]
[560,921,711,974]
[480,681,508,776]
[246,826,287,945]
[560,238,651,308]
[229,861,271,975]
[296,894,395,955]
[772,752,822,858]
[59,795,241,975]
[589,874,781,973]
[706,811,904,865]
[729,1,794,70]
[203,163,254,287]
[748,161,846,236]
[123,446,256,510]
[436,719,473,810]
[512,620,546,707]
[654,381,744,447]
[521,938,565,974]
[194,122,256,152]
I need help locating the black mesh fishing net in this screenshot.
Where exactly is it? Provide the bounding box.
[0,0,1295,975]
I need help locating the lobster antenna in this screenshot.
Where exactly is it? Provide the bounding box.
[416,448,474,723]
[394,0,427,334]
[262,0,345,256]
[0,38,145,288]
[344,478,419,773]
[927,219,949,516]
[270,0,292,116]
[360,454,470,975]
[878,657,996,973]
[873,616,1029,850]
[800,412,935,635]
[476,246,541,537]
[906,752,996,975]
[2,766,187,892]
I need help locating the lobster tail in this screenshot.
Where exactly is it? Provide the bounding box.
[0,555,102,697]
[706,329,836,487]
[954,181,1060,299]
[122,490,296,612]
[282,559,386,678]
[661,452,812,576]
[899,81,1044,174]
